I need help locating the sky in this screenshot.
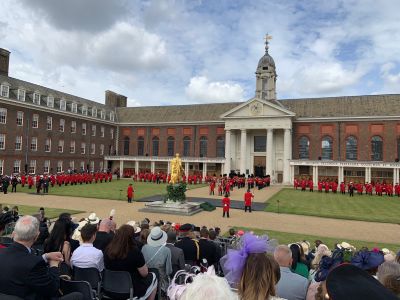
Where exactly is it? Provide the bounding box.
[1,0,400,107]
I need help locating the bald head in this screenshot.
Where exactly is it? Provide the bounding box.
[274,245,293,267]
[98,219,111,233]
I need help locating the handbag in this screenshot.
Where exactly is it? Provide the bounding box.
[167,270,195,300]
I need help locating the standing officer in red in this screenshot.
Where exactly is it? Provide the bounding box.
[222,193,230,218]
[244,189,254,212]
[340,181,346,194]
[127,183,134,203]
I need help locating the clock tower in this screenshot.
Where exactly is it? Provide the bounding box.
[255,34,277,101]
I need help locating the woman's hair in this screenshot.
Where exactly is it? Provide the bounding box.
[377,261,400,295]
[106,225,136,260]
[238,253,279,300]
[43,218,73,253]
[290,243,302,271]
[312,244,332,269]
[140,228,150,245]
[181,274,237,300]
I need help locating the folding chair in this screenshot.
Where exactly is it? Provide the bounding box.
[102,269,134,300]
[73,267,102,297]
[60,277,96,300]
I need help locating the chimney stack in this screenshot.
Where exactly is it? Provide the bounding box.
[0,48,10,76]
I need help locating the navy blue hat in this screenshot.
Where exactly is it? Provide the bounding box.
[351,250,384,270]
[315,255,343,282]
[179,223,194,232]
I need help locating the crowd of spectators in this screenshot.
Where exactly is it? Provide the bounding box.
[0,208,399,299]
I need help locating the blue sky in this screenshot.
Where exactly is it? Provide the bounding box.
[1,0,400,106]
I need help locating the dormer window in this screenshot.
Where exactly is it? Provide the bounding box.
[0,84,10,98]
[71,102,77,113]
[47,96,54,108]
[33,92,41,105]
[82,106,88,116]
[60,99,66,110]
[110,111,115,121]
[92,107,97,118]
[17,89,26,101]
[101,110,106,120]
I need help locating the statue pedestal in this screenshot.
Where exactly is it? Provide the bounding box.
[139,200,204,216]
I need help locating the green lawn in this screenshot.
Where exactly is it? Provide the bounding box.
[232,227,400,251]
[1,204,81,219]
[266,188,400,224]
[18,180,206,201]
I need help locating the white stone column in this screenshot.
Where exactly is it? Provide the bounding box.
[283,129,292,184]
[185,162,189,176]
[365,167,369,183]
[167,161,171,175]
[240,129,247,174]
[396,168,400,184]
[314,165,319,186]
[290,165,295,184]
[221,163,224,175]
[151,161,155,173]
[135,161,139,175]
[392,168,397,184]
[119,160,124,177]
[203,163,207,178]
[266,129,274,176]
[224,129,231,174]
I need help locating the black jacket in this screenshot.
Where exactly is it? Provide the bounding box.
[0,242,60,299]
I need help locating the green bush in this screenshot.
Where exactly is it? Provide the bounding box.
[200,202,216,211]
[166,183,187,203]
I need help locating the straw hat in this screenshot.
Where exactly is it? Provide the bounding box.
[126,220,141,234]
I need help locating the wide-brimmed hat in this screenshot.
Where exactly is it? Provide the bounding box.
[126,220,141,234]
[147,227,167,247]
[351,250,384,270]
[326,264,398,300]
[85,213,100,225]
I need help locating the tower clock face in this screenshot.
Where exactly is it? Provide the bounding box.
[250,102,262,116]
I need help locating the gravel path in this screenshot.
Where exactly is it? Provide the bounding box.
[2,189,399,244]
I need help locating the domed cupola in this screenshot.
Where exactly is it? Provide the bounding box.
[255,34,277,101]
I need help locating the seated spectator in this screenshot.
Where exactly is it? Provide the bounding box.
[71,224,104,272]
[142,227,172,293]
[180,273,238,300]
[53,212,80,252]
[165,230,185,276]
[274,245,309,300]
[290,244,309,278]
[104,225,157,300]
[0,215,83,299]
[32,213,49,247]
[199,228,218,267]
[323,264,398,300]
[377,261,400,296]
[175,224,201,265]
[11,206,19,222]
[0,212,13,248]
[93,219,114,252]
[140,228,150,247]
[44,218,74,266]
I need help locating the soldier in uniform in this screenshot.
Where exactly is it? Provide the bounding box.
[175,224,200,266]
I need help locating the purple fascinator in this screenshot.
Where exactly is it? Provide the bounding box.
[220,233,277,286]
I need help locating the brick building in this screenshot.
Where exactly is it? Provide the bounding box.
[2,40,400,185]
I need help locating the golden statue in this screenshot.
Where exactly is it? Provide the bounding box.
[170,153,184,184]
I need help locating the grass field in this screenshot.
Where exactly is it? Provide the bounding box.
[18,180,206,201]
[233,227,400,251]
[1,204,81,219]
[266,188,400,224]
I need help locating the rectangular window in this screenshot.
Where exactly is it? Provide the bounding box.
[100,144,104,155]
[16,111,23,126]
[82,123,87,135]
[31,137,38,151]
[46,116,52,130]
[47,96,54,108]
[91,143,95,154]
[110,112,115,121]
[58,140,64,153]
[101,110,106,120]
[82,106,87,116]
[80,161,85,170]
[99,161,104,171]
[1,84,9,97]
[33,92,41,105]
[59,119,65,132]
[13,160,21,174]
[0,108,7,124]
[81,142,86,154]
[0,159,3,175]
[57,161,63,173]
[100,126,105,137]
[71,121,76,133]
[110,128,114,139]
[45,138,51,152]
[69,160,74,170]
[91,125,96,136]
[71,102,77,113]
[17,89,26,101]
[90,161,94,172]
[0,134,5,150]
[32,114,39,128]
[60,99,66,110]
[15,136,22,151]
[92,107,97,118]
[70,140,75,153]
[254,136,266,152]
[29,160,36,174]
[44,160,50,173]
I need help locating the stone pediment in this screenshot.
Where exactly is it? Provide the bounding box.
[220,98,295,119]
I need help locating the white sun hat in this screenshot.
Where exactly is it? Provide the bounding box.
[147,226,167,247]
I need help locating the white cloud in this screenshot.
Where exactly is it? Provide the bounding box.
[185,76,244,102]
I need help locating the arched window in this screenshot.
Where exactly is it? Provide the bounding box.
[167,136,175,156]
[298,136,309,159]
[137,136,144,156]
[371,136,383,161]
[199,136,208,157]
[152,136,159,156]
[123,136,130,155]
[346,136,357,160]
[321,136,333,160]
[183,136,191,157]
[216,136,225,157]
